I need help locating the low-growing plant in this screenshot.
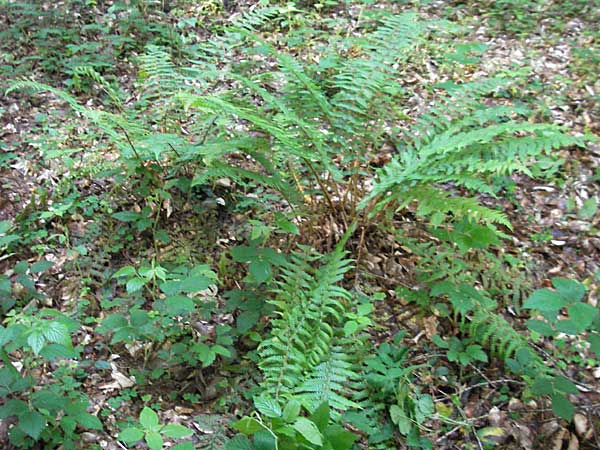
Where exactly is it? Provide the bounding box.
[118,406,194,450]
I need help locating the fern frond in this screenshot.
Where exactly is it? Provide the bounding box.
[295,345,362,415]
[258,234,364,414]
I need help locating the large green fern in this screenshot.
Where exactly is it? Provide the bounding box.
[257,233,368,416]
[362,80,586,226]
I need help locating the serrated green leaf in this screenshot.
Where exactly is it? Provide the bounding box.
[310,402,330,431]
[225,434,253,450]
[249,260,271,284]
[30,260,54,274]
[77,413,103,430]
[165,295,195,315]
[293,417,323,446]
[119,427,144,444]
[526,319,554,337]
[112,211,140,222]
[161,424,193,438]
[568,303,597,331]
[112,266,137,278]
[41,321,70,345]
[579,197,597,220]
[254,396,282,418]
[179,276,212,293]
[588,333,600,355]
[556,319,578,335]
[139,407,160,430]
[27,331,46,355]
[324,424,357,450]
[0,399,28,419]
[171,443,195,450]
[282,400,301,422]
[19,410,46,439]
[126,277,147,293]
[553,376,579,395]
[232,416,262,434]
[32,391,66,412]
[523,289,566,312]
[236,310,260,334]
[146,431,163,450]
[531,376,554,396]
[343,320,358,336]
[254,429,277,450]
[552,278,586,303]
[551,394,574,421]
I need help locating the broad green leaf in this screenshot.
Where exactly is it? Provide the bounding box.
[161,424,193,438]
[194,343,216,367]
[112,211,140,222]
[146,431,163,450]
[293,417,323,446]
[523,289,566,312]
[343,320,359,336]
[119,427,144,444]
[236,310,260,333]
[232,416,262,434]
[310,402,330,431]
[19,410,46,439]
[254,429,277,450]
[531,376,554,396]
[0,220,12,234]
[282,400,301,422]
[556,319,578,335]
[553,376,579,395]
[171,443,195,450]
[61,416,77,434]
[249,260,270,284]
[41,321,70,345]
[32,391,66,412]
[230,246,257,262]
[579,197,597,220]
[254,396,282,418]
[552,278,585,302]
[30,260,54,273]
[225,434,253,450]
[101,314,128,330]
[126,277,146,293]
[526,319,554,337]
[568,303,597,331]
[588,333,600,355]
[551,394,574,421]
[179,276,212,293]
[77,413,103,430]
[165,295,195,315]
[0,325,15,346]
[212,344,231,357]
[40,343,78,359]
[0,399,28,418]
[112,266,137,278]
[389,404,411,435]
[325,424,357,450]
[139,407,160,430]
[274,213,299,235]
[27,331,46,355]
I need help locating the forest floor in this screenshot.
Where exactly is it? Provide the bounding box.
[1,1,600,449]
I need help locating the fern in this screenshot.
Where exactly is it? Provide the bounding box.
[257,233,368,416]
[363,80,586,226]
